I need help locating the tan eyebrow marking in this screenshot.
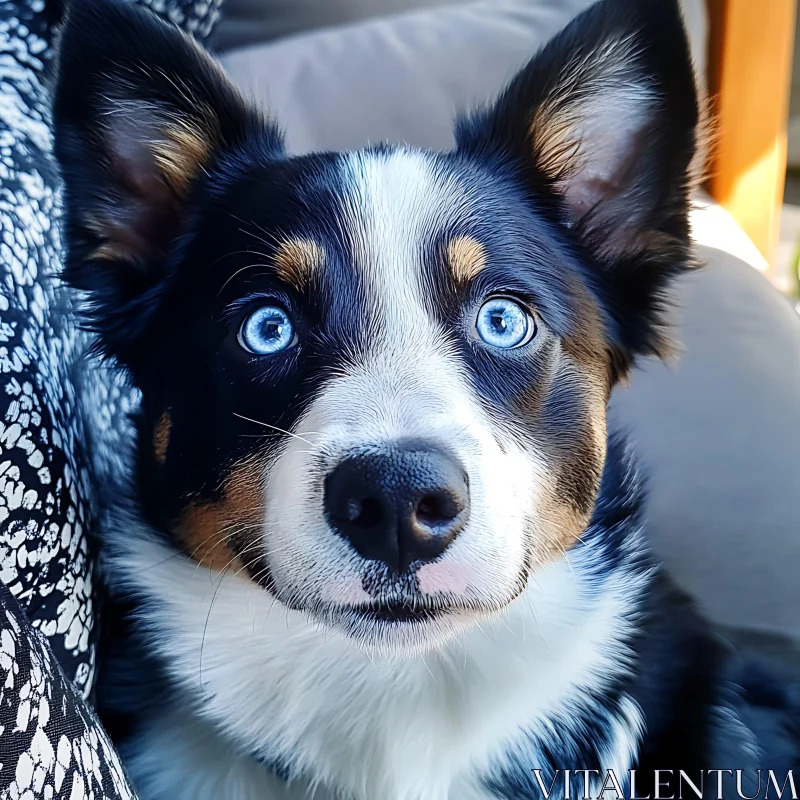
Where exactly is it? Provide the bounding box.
[446,236,487,284]
[273,238,324,289]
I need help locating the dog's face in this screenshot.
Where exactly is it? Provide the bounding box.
[55,0,697,654]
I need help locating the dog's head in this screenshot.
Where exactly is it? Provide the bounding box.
[55,0,698,654]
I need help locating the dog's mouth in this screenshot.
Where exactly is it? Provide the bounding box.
[314,598,449,629]
[304,561,533,635]
[304,584,528,652]
[351,601,441,624]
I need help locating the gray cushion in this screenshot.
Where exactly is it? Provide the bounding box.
[220,1,800,640]
[213,0,471,52]
[222,0,707,155]
[222,0,608,153]
[609,248,800,640]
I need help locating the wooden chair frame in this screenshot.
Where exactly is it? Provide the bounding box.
[705,0,797,269]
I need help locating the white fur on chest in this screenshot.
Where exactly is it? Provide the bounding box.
[116,530,644,800]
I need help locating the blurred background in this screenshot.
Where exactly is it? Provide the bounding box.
[781,9,800,302]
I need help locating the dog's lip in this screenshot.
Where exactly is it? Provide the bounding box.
[331,599,443,624]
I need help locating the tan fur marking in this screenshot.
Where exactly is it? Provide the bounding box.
[153,412,172,464]
[446,236,487,285]
[531,115,582,183]
[175,458,266,575]
[537,496,593,561]
[176,503,242,572]
[91,243,125,262]
[91,100,220,261]
[273,239,324,289]
[151,116,215,196]
[519,339,608,565]
[534,410,606,565]
[528,37,646,185]
[86,214,128,262]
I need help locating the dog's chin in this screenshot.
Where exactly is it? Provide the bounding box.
[268,558,534,656]
[307,600,487,657]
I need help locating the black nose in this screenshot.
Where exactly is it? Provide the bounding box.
[324,441,469,573]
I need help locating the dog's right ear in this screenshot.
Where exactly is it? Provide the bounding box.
[53,0,280,360]
[455,0,699,375]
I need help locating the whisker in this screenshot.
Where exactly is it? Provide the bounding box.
[225,211,284,251]
[199,562,233,688]
[187,520,268,573]
[187,522,264,559]
[231,546,267,579]
[233,412,318,446]
[217,541,263,578]
[132,549,186,574]
[524,584,550,649]
[208,249,272,269]
[217,263,272,297]
[558,543,577,582]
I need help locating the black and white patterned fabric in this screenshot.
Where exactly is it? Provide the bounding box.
[0,583,134,799]
[139,0,223,40]
[0,0,223,795]
[0,0,97,697]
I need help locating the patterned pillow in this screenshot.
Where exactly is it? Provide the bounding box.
[0,583,136,798]
[0,5,224,794]
[0,0,222,701]
[0,0,219,774]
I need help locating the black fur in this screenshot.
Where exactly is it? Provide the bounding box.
[54,0,275,364]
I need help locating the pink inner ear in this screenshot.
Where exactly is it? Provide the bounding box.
[561,109,653,221]
[107,108,172,195]
[530,38,658,252]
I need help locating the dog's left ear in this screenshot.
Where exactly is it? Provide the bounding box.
[457,0,700,367]
[53,0,279,362]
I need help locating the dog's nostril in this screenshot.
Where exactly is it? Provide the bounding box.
[348,497,382,528]
[415,492,460,527]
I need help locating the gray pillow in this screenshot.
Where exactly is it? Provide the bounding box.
[222,0,707,155]
[219,1,800,640]
[222,0,606,153]
[609,248,800,640]
[213,0,471,52]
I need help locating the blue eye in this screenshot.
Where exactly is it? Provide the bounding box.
[475,298,535,349]
[239,306,296,355]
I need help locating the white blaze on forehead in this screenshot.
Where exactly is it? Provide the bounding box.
[341,149,465,336]
[332,149,476,433]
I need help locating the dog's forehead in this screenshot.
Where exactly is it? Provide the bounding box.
[330,149,468,318]
[337,148,468,252]
[311,148,484,299]
[207,148,475,304]
[204,145,590,346]
[310,148,583,342]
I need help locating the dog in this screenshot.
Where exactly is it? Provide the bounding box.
[53,0,799,797]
